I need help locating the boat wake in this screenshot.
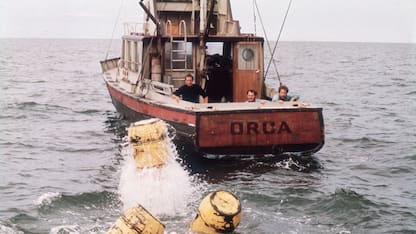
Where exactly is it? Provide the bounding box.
[180,150,322,178]
[273,154,323,172]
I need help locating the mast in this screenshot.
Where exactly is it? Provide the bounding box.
[197,0,216,81]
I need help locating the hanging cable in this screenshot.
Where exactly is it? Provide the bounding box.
[105,0,125,60]
[264,0,293,85]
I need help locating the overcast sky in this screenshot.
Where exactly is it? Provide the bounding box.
[1,0,415,43]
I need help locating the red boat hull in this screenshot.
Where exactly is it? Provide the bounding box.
[107,82,324,156]
[196,110,324,155]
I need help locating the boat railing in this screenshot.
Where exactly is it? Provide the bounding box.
[165,20,173,36]
[123,60,141,73]
[123,22,144,36]
[100,57,120,73]
[150,81,174,96]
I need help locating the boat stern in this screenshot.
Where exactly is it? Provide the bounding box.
[195,107,324,155]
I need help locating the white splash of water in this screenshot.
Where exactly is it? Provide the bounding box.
[33,191,61,206]
[49,225,80,234]
[274,157,306,171]
[0,225,22,234]
[118,129,205,217]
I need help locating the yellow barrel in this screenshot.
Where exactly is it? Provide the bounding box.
[128,118,166,143]
[107,204,165,234]
[190,191,242,233]
[132,141,168,168]
[127,118,169,169]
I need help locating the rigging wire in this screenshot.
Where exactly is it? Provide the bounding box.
[253,0,281,83]
[253,0,257,35]
[105,0,125,60]
[264,0,293,84]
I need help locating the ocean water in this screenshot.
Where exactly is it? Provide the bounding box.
[0,39,415,233]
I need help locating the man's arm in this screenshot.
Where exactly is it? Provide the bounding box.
[171,94,180,103]
[172,87,182,103]
[288,95,299,101]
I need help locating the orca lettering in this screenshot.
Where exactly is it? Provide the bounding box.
[277,121,292,134]
[263,121,275,134]
[230,121,292,135]
[247,122,259,135]
[230,122,244,135]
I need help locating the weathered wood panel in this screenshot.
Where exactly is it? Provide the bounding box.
[196,110,324,148]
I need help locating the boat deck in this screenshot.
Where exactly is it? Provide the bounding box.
[104,68,318,114]
[164,101,315,113]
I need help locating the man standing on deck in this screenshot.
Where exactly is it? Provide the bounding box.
[172,74,208,103]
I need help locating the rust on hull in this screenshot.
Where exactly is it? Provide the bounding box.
[196,109,324,155]
[107,81,324,156]
[107,83,196,125]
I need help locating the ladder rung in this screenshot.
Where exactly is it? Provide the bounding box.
[172,40,186,43]
[172,55,186,58]
[171,69,190,71]
[170,20,188,72]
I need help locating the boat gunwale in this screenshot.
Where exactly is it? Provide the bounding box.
[105,78,323,115]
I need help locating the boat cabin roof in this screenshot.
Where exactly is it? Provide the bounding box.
[122,34,264,43]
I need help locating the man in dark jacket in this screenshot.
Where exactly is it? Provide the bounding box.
[172,74,208,103]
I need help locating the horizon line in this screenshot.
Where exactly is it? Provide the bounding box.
[0,36,415,45]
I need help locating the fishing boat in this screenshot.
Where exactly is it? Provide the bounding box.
[100,0,324,156]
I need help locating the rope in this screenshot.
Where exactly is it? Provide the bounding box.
[253,0,257,35]
[105,0,125,60]
[254,0,281,83]
[264,0,293,85]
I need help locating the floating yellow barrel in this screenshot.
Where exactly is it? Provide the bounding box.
[127,118,169,169]
[107,204,165,234]
[123,119,242,233]
[190,190,242,233]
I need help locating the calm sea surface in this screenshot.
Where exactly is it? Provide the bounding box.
[0,39,415,233]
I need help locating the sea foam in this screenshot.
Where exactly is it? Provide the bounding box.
[117,129,206,217]
[33,191,62,206]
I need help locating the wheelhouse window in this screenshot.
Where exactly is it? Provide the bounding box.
[130,41,137,72]
[121,39,142,72]
[238,44,258,70]
[206,41,233,62]
[124,40,131,69]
